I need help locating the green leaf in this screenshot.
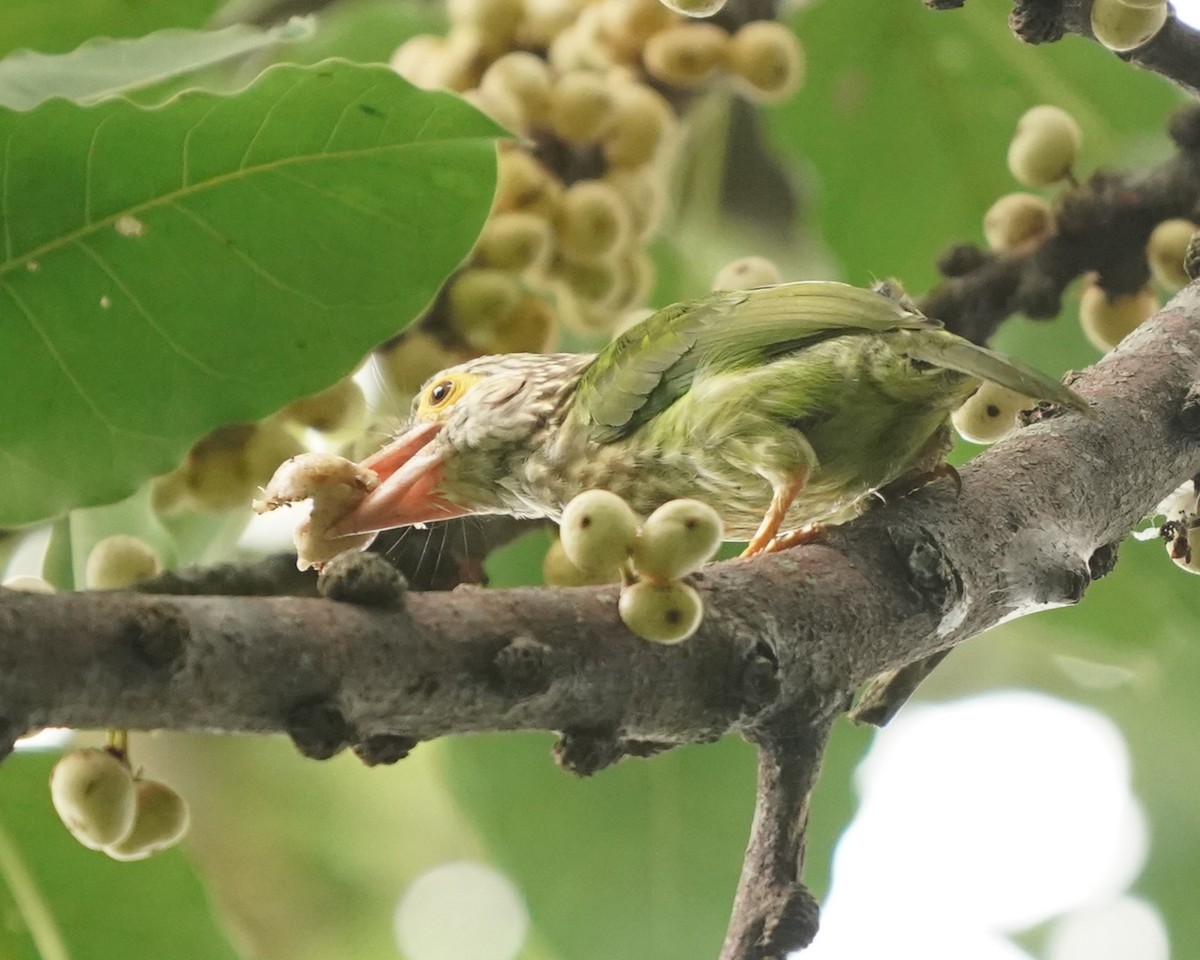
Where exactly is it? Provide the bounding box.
[0,0,221,59]
[441,733,757,960]
[0,61,502,527]
[0,18,317,111]
[0,751,241,960]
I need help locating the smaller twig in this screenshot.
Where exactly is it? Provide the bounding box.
[720,710,831,960]
[919,105,1200,343]
[928,0,1200,97]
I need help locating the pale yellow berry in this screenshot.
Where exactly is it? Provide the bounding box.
[599,0,679,48]
[603,82,676,168]
[543,537,622,585]
[711,256,782,291]
[556,180,632,261]
[480,53,554,127]
[182,421,304,511]
[1,575,55,593]
[448,0,525,50]
[494,145,563,216]
[549,71,617,145]
[1146,218,1197,290]
[280,378,367,439]
[447,268,524,342]
[105,780,190,861]
[181,424,258,510]
[476,212,555,272]
[983,193,1055,252]
[633,499,723,581]
[463,87,527,135]
[1079,283,1157,351]
[519,0,587,46]
[660,0,727,16]
[642,23,728,88]
[614,251,655,311]
[548,19,618,73]
[604,167,665,239]
[1007,105,1082,187]
[432,28,490,91]
[150,467,189,514]
[726,21,805,103]
[375,332,462,398]
[951,382,1032,444]
[559,489,640,574]
[390,35,446,89]
[1091,0,1167,52]
[557,258,621,307]
[50,749,136,850]
[486,295,558,353]
[618,580,703,643]
[85,535,162,590]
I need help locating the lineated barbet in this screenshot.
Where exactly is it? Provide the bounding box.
[332,281,1091,555]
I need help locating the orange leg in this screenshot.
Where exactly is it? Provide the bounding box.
[740,469,809,558]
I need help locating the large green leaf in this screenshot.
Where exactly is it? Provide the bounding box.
[442,733,756,960]
[769,0,1184,293]
[0,61,501,527]
[0,0,221,58]
[0,751,241,960]
[0,18,316,110]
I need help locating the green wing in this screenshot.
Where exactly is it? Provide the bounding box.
[904,333,1095,416]
[568,281,935,442]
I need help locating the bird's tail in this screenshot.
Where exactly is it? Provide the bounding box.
[905,332,1094,417]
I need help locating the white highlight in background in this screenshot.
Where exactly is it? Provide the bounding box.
[802,691,1151,959]
[1048,896,1169,960]
[1174,0,1200,28]
[395,860,529,960]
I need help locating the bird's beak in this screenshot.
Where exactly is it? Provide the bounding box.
[329,422,469,536]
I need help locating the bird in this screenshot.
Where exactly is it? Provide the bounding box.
[331,280,1092,556]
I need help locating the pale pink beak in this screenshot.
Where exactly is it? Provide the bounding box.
[329,422,469,536]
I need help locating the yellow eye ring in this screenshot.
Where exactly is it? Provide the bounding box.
[416,372,480,417]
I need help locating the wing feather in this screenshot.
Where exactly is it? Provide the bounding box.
[569,281,930,442]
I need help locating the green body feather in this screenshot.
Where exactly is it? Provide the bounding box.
[531,281,1090,538]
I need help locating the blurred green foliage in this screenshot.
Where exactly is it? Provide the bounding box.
[0,2,1195,960]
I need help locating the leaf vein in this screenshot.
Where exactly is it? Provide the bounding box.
[2,135,497,276]
[168,201,336,308]
[321,81,387,153]
[2,280,123,436]
[236,74,307,172]
[73,239,237,380]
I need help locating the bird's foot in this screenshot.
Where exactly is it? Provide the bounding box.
[877,462,962,504]
[740,523,826,558]
[768,523,827,553]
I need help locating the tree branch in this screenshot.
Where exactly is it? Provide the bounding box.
[4,287,1200,956]
[919,104,1200,344]
[927,0,1200,98]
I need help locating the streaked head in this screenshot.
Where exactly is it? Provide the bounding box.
[332,352,591,535]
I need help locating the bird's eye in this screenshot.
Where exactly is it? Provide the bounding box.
[429,380,455,405]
